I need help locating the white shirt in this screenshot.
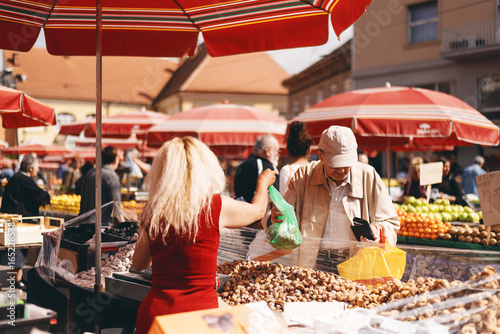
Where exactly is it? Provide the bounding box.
[279,164,302,196]
[322,173,352,249]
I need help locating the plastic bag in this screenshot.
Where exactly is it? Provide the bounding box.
[337,244,406,287]
[266,186,302,250]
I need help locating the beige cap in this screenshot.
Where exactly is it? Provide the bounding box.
[319,126,358,168]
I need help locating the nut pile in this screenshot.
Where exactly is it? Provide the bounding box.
[218,261,500,332]
[406,254,472,281]
[70,243,136,288]
[377,266,500,333]
[443,225,500,247]
[217,260,449,311]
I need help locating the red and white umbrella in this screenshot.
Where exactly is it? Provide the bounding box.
[0,156,14,168]
[293,85,500,149]
[75,134,141,150]
[0,85,56,128]
[59,110,170,138]
[147,102,288,158]
[3,143,69,157]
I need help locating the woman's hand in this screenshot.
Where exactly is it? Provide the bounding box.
[256,168,277,191]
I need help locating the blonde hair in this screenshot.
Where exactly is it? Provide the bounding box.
[141,137,226,243]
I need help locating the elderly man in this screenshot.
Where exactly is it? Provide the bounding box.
[234,134,280,203]
[1,154,51,217]
[267,126,400,271]
[0,154,51,290]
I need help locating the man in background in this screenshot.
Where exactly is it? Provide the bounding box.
[461,155,487,197]
[0,154,52,290]
[79,146,122,226]
[234,134,280,203]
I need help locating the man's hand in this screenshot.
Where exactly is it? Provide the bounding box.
[360,224,381,243]
[270,205,284,225]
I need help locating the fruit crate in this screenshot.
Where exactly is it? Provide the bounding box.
[0,216,63,246]
[47,224,131,272]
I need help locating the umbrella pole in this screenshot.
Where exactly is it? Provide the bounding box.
[94,1,103,334]
[387,138,391,194]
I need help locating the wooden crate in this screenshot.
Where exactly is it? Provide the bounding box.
[0,216,63,246]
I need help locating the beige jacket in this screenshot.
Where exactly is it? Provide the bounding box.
[284,161,400,268]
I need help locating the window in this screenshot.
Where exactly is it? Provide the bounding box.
[304,94,311,110]
[292,99,300,117]
[479,75,500,111]
[415,82,455,95]
[343,78,352,92]
[409,2,438,44]
[55,112,76,132]
[329,83,338,96]
[316,88,324,104]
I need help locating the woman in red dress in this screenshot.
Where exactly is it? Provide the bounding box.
[133,136,276,333]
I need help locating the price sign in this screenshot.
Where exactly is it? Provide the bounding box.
[419,162,443,186]
[477,171,500,227]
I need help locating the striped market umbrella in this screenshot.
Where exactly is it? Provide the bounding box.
[293,85,500,149]
[59,110,170,138]
[0,0,371,57]
[293,85,499,180]
[3,143,69,157]
[0,85,56,128]
[147,102,288,159]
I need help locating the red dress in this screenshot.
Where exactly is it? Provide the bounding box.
[135,194,222,334]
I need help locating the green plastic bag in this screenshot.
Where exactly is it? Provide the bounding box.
[266,185,302,250]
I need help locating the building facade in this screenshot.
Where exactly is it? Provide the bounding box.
[352,0,500,170]
[282,40,351,120]
[152,44,289,117]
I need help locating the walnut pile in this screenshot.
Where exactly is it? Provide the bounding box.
[217,260,448,311]
[377,266,500,333]
[69,243,136,288]
[217,261,500,331]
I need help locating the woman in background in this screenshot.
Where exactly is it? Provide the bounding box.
[279,121,313,196]
[434,157,472,207]
[400,156,426,202]
[132,137,276,334]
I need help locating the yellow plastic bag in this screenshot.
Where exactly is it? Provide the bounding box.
[337,244,406,287]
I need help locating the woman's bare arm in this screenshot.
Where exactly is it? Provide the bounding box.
[132,226,152,271]
[219,169,276,229]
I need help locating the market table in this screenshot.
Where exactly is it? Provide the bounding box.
[27,268,139,333]
[25,227,500,333]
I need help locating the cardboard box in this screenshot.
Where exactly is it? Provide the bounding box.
[148,302,287,334]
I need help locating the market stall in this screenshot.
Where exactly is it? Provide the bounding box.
[23,218,500,333]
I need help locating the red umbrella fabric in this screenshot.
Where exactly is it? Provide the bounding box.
[75,134,141,150]
[146,103,288,155]
[293,86,500,149]
[58,120,90,136]
[0,156,14,168]
[0,0,371,57]
[0,85,56,128]
[3,143,69,156]
[59,110,170,138]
